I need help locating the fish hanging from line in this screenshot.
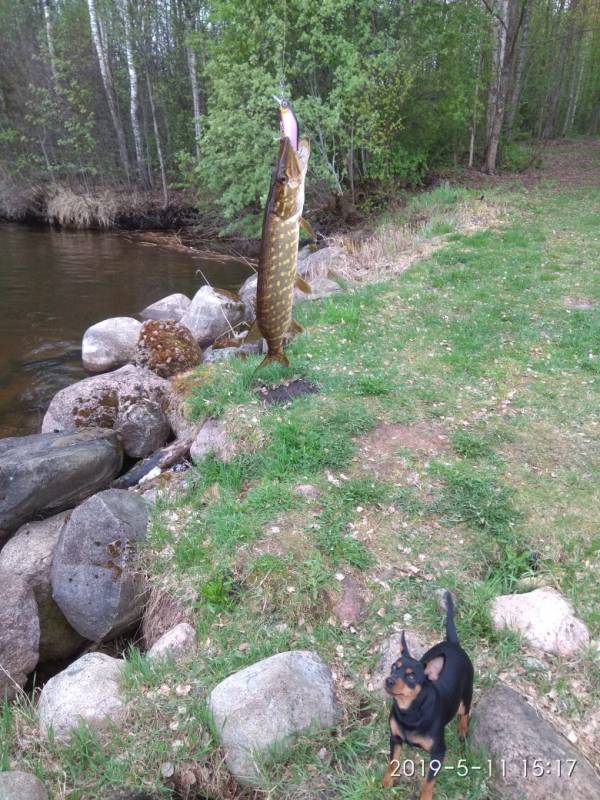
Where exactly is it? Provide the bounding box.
[254,97,313,369]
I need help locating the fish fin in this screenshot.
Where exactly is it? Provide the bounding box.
[295,275,312,294]
[245,320,262,343]
[300,216,317,242]
[256,352,290,370]
[289,319,305,334]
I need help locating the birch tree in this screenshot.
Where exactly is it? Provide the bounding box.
[86,0,130,181]
[119,0,146,184]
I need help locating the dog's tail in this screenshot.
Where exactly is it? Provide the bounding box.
[444,590,459,643]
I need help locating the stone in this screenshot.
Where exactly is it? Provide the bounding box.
[0,771,48,800]
[147,622,197,662]
[180,286,247,346]
[296,277,342,301]
[202,342,262,363]
[42,365,171,459]
[134,320,202,378]
[238,273,258,316]
[297,246,347,281]
[209,650,339,784]
[51,490,148,641]
[491,587,590,657]
[0,429,123,542]
[82,317,141,373]
[370,631,430,699]
[190,418,234,463]
[139,293,191,323]
[38,653,126,742]
[0,573,40,699]
[0,512,84,663]
[472,685,600,799]
[294,484,320,499]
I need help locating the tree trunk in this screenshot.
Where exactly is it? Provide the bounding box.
[146,69,169,209]
[469,45,484,168]
[43,0,59,89]
[505,0,532,139]
[86,0,130,181]
[486,0,508,143]
[542,0,574,138]
[119,0,146,184]
[186,42,201,159]
[483,0,531,174]
[562,30,584,137]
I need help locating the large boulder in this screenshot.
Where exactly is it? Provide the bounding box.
[42,365,171,459]
[472,685,600,799]
[298,246,347,280]
[38,653,126,742]
[297,276,342,301]
[51,490,149,641]
[0,512,84,663]
[82,317,141,373]
[0,573,40,699]
[0,772,48,800]
[134,319,202,378]
[209,650,339,784]
[491,587,590,657]
[139,293,191,323]
[190,419,234,463]
[0,429,123,543]
[180,286,247,346]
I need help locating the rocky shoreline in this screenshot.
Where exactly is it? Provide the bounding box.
[1,242,599,800]
[0,246,344,734]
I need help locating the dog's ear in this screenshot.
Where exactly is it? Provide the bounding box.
[424,655,445,682]
[399,630,411,657]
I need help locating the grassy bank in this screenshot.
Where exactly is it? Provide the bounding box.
[3,147,600,799]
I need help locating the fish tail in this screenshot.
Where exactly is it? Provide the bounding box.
[256,351,291,370]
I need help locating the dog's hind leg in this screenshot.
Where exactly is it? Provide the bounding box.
[457,681,473,740]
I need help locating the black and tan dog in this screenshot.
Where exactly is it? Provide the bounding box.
[382,591,474,799]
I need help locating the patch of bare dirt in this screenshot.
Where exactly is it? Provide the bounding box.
[356,422,450,481]
[257,378,319,405]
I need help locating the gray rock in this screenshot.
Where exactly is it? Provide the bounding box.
[491,587,590,657]
[296,277,342,301]
[0,573,40,699]
[180,286,247,346]
[190,418,234,463]
[51,490,148,641]
[298,246,347,281]
[147,622,197,662]
[472,685,600,799]
[238,273,258,316]
[0,771,48,800]
[202,342,262,363]
[42,365,171,459]
[82,317,141,373]
[370,631,430,699]
[0,512,84,663]
[209,650,339,784]
[139,293,191,323]
[38,652,126,742]
[0,428,123,542]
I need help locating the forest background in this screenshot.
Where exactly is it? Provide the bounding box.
[0,0,599,231]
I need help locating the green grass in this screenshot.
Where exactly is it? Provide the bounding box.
[5,171,600,799]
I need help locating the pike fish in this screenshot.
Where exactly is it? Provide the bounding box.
[255,100,311,368]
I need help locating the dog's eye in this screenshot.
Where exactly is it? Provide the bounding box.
[406,673,415,683]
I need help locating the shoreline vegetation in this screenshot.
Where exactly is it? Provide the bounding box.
[1,139,599,799]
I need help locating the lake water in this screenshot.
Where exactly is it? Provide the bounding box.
[0,224,253,438]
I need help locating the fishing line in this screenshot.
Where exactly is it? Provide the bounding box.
[194,266,241,338]
[279,0,287,97]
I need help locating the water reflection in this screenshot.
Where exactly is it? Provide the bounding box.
[0,224,253,437]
